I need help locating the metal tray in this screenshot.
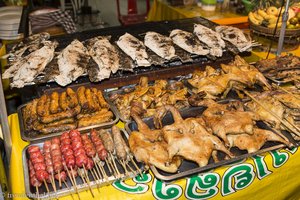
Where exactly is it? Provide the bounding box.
[18,100,120,142]
[104,75,192,123]
[22,128,144,199]
[125,106,294,181]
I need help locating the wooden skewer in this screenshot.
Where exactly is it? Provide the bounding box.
[83,165,95,198]
[104,157,113,174]
[273,84,300,101]
[90,169,100,191]
[50,173,57,193]
[63,180,75,200]
[43,179,50,194]
[92,168,102,188]
[125,161,136,174]
[97,162,108,181]
[92,157,104,180]
[35,186,40,200]
[70,166,81,200]
[58,170,62,188]
[110,153,121,178]
[129,156,143,177]
[78,169,87,185]
[244,91,300,137]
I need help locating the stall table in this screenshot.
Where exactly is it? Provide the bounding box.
[147,0,248,28]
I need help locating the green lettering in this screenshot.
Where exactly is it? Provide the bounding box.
[252,155,272,180]
[285,147,298,154]
[270,150,289,168]
[112,179,149,194]
[221,164,255,196]
[152,178,182,200]
[185,173,220,200]
[133,173,152,184]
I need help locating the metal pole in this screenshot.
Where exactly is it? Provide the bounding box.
[277,0,290,56]
[0,74,12,169]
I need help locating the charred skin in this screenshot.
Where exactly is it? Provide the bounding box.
[66,88,78,108]
[50,92,60,114]
[77,86,89,110]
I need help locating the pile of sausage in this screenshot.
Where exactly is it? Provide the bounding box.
[27,126,137,193]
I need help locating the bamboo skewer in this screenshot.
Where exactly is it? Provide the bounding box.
[273,84,300,101]
[43,179,50,194]
[110,153,121,178]
[70,166,81,200]
[58,170,62,188]
[90,169,101,191]
[244,91,300,137]
[82,165,95,198]
[97,162,108,181]
[129,156,143,177]
[125,161,136,174]
[104,157,113,174]
[118,160,129,176]
[63,180,75,200]
[36,186,40,200]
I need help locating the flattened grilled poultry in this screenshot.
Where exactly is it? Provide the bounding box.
[154,105,233,167]
[54,39,90,86]
[193,24,225,57]
[129,108,182,173]
[116,33,151,67]
[144,31,177,60]
[215,26,252,52]
[5,40,58,88]
[270,90,300,110]
[170,29,209,56]
[227,128,291,153]
[86,36,120,82]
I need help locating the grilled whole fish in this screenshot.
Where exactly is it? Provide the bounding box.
[54,39,90,86]
[193,24,225,57]
[170,29,209,56]
[8,40,58,88]
[215,26,252,52]
[86,36,120,82]
[116,33,151,67]
[144,31,176,60]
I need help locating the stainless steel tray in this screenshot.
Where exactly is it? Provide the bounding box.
[23,128,144,199]
[104,75,192,123]
[18,100,120,142]
[125,106,294,181]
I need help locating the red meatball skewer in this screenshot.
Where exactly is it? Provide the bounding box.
[50,137,64,188]
[43,140,57,192]
[28,160,42,199]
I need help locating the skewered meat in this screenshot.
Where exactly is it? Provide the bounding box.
[77,110,113,127]
[144,31,177,60]
[193,24,225,57]
[215,26,252,52]
[50,92,60,114]
[28,160,42,187]
[270,90,300,110]
[99,129,114,153]
[28,146,49,182]
[112,126,127,160]
[4,40,58,88]
[154,105,233,166]
[227,128,291,153]
[90,129,108,160]
[170,29,209,56]
[116,33,151,67]
[54,39,90,86]
[129,110,182,173]
[86,36,120,82]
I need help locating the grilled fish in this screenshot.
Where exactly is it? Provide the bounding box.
[86,36,119,82]
[116,33,151,67]
[170,29,209,56]
[8,40,58,88]
[193,24,225,57]
[54,39,90,86]
[215,26,252,52]
[144,31,176,60]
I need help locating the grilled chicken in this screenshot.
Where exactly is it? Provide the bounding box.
[144,31,177,60]
[54,39,90,86]
[6,40,58,88]
[227,128,291,153]
[116,33,151,67]
[193,24,225,57]
[154,105,233,167]
[215,26,252,52]
[170,29,209,56]
[129,108,181,173]
[86,36,120,82]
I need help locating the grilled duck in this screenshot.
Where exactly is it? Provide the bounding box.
[215,26,252,52]
[86,36,120,82]
[116,33,151,67]
[5,40,58,88]
[144,31,177,60]
[193,24,225,57]
[129,108,182,173]
[170,29,209,56]
[54,39,90,86]
[154,105,233,167]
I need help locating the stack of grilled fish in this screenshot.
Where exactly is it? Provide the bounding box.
[2,24,254,88]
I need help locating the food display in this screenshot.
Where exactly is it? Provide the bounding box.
[255,55,300,84]
[24,127,142,199]
[2,22,253,88]
[20,86,116,138]
[108,76,190,121]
